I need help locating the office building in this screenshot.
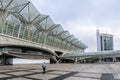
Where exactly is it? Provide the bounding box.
[97,30,113,51]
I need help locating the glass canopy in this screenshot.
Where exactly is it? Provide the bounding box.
[62,50,120,58]
[0,0,88,53]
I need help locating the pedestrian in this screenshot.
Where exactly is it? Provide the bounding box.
[42,62,46,74]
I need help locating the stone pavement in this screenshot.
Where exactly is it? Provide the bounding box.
[0,63,120,80]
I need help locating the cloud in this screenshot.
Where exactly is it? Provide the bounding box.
[30,0,120,52]
[62,18,98,52]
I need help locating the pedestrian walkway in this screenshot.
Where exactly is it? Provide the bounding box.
[0,63,120,80]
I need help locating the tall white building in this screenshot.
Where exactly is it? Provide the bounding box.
[97,30,114,51]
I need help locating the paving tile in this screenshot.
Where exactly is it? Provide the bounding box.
[8,77,31,80]
[74,72,101,79]
[6,71,33,76]
[65,76,100,80]
[27,73,59,80]
[0,74,11,78]
[47,71,69,75]
[0,63,120,80]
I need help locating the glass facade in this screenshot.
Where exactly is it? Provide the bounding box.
[97,30,113,51]
[0,0,87,53]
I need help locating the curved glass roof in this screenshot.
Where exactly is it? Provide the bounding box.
[0,0,88,51]
[51,25,64,36]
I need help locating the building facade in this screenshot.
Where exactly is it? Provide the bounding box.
[97,30,113,51]
[0,0,87,65]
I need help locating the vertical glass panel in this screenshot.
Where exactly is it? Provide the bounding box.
[32,30,39,42]
[19,26,25,39]
[13,25,20,37]
[6,22,14,36]
[24,28,29,40]
[2,21,7,34]
[38,32,44,44]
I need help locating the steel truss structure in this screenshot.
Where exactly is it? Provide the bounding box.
[0,0,87,54]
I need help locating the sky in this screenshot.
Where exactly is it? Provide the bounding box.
[30,0,120,52]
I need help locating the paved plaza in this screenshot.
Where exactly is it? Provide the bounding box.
[0,63,120,80]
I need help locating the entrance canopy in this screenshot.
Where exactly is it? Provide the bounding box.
[62,50,120,58]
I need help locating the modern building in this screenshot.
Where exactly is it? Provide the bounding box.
[0,0,87,65]
[97,30,114,51]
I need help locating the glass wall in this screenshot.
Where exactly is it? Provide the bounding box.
[0,0,87,53]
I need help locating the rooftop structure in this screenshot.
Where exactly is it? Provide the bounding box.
[0,0,87,64]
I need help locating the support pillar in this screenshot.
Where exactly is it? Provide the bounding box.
[113,56,116,63]
[56,59,61,64]
[99,57,102,63]
[102,57,105,62]
[74,57,78,63]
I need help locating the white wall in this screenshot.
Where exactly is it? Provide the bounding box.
[8,58,50,64]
